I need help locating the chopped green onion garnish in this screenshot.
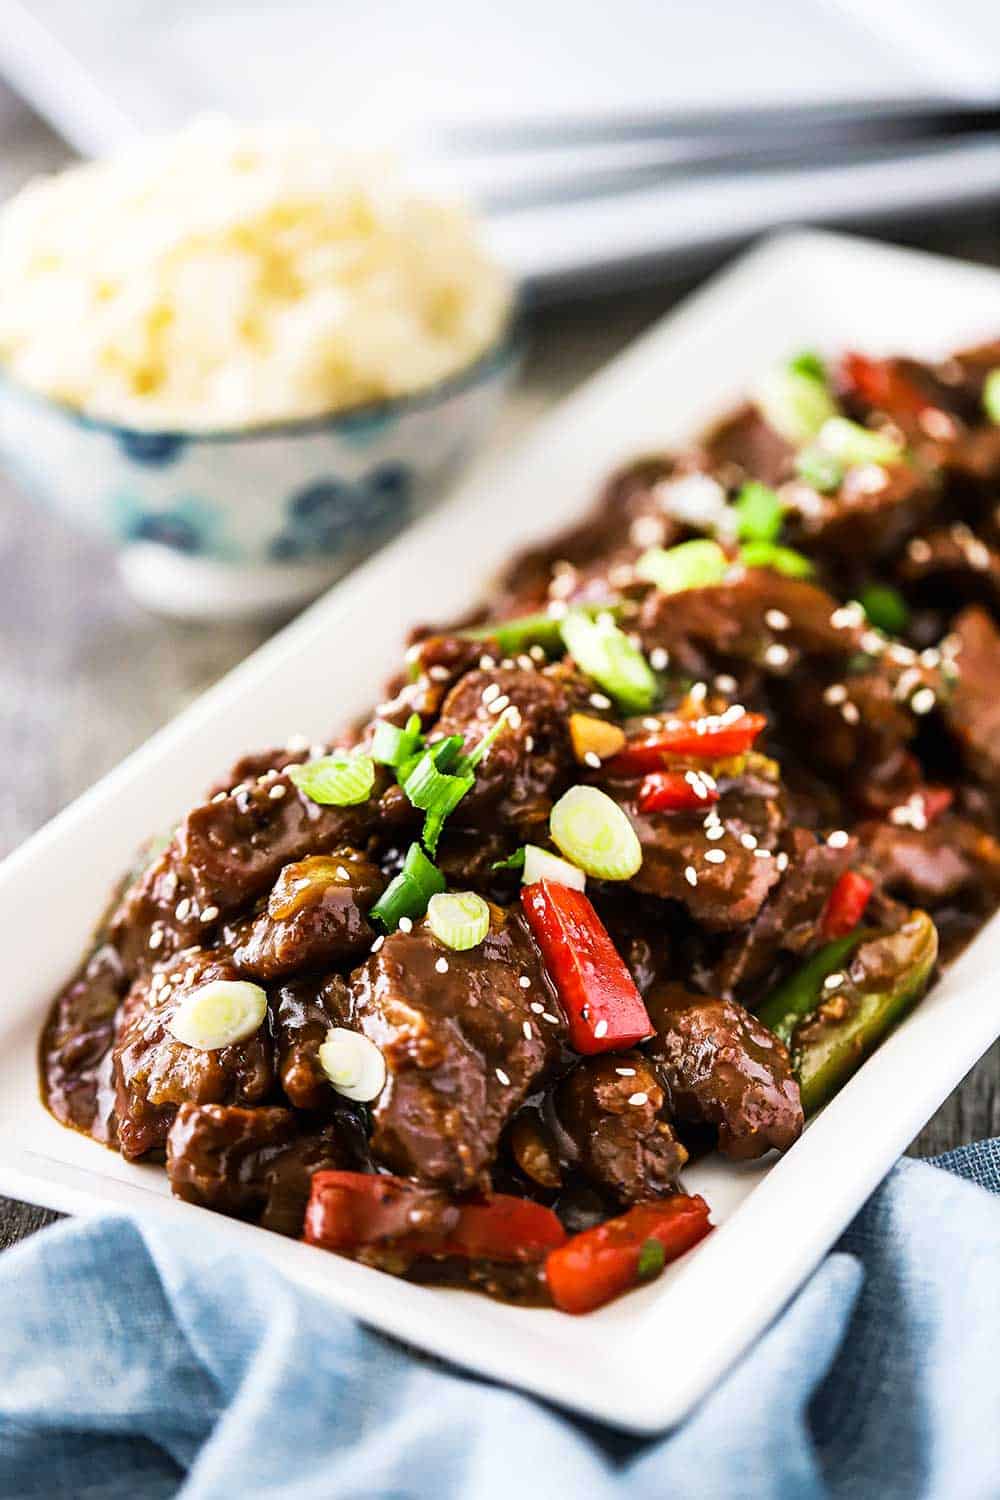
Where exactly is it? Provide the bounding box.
[983,368,1000,425]
[370,842,445,931]
[401,739,474,856]
[491,847,526,873]
[288,752,376,807]
[372,713,423,768]
[560,610,657,714]
[460,603,621,658]
[753,362,838,444]
[635,539,728,594]
[794,444,843,493]
[318,1027,386,1102]
[734,482,784,544]
[522,843,586,891]
[550,785,642,882]
[740,541,814,578]
[459,708,515,771]
[167,980,268,1051]
[859,584,909,635]
[788,350,827,383]
[426,890,492,950]
[816,416,904,467]
[637,1237,666,1279]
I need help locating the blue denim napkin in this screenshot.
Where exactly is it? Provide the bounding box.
[1,1143,998,1500]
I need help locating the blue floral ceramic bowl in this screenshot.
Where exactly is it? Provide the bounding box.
[0,326,519,619]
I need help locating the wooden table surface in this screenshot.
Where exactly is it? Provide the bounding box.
[2,90,999,1252]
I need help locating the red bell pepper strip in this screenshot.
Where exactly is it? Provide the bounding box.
[838,352,931,422]
[821,871,874,940]
[545,1196,713,1314]
[638,769,720,815]
[304,1172,565,1263]
[520,880,653,1054]
[604,712,767,777]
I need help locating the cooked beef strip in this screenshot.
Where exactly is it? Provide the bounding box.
[644,983,804,1160]
[231,851,384,981]
[113,949,274,1160]
[858,814,1000,909]
[943,606,1000,796]
[166,1103,345,1236]
[40,942,125,1141]
[553,1053,687,1204]
[717,828,857,995]
[272,975,348,1110]
[348,905,563,1189]
[699,402,793,487]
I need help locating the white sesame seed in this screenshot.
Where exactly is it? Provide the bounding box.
[529,646,546,663]
[831,604,864,629]
[175,898,191,921]
[487,694,511,715]
[546,600,568,620]
[907,538,932,564]
[705,848,726,864]
[523,1021,533,1040]
[739,832,758,850]
[776,852,789,872]
[715,674,738,694]
[269,784,287,800]
[517,654,534,671]
[211,791,227,803]
[841,702,860,724]
[524,735,535,752]
[518,975,532,989]
[823,683,848,705]
[200,906,219,923]
[435,957,449,974]
[496,1068,511,1086]
[479,654,496,671]
[630,514,667,548]
[161,870,178,899]
[707,824,726,841]
[589,692,612,710]
[684,865,698,886]
[584,751,602,769]
[594,1019,609,1038]
[911,687,936,715]
[542,1012,560,1024]
[628,1092,649,1107]
[765,609,790,630]
[428,664,450,681]
[371,935,385,953]
[824,973,845,990]
[650,646,669,671]
[481,682,500,705]
[764,643,791,669]
[530,1001,544,1014]
[827,830,850,848]
[616,1067,637,1076]
[398,916,413,934]
[643,717,662,732]
[148,928,163,950]
[753,847,772,859]
[690,681,708,704]
[860,631,886,656]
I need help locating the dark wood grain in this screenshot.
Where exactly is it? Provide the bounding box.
[1,92,998,1253]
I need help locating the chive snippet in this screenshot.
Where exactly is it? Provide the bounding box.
[794,445,843,493]
[460,603,620,658]
[401,739,475,855]
[817,416,904,468]
[983,368,1000,425]
[370,843,446,931]
[288,753,376,807]
[560,610,657,714]
[740,541,815,578]
[859,584,909,635]
[636,539,728,594]
[372,713,423,768]
[734,482,784,544]
[426,890,491,951]
[753,362,838,444]
[549,785,642,881]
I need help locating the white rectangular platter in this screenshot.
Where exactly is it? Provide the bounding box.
[2,230,1000,1432]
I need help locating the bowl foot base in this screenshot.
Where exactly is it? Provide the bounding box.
[118,544,343,621]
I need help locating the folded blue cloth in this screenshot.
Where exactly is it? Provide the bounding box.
[1,1144,998,1500]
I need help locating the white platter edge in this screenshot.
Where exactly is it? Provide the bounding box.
[2,228,1000,1432]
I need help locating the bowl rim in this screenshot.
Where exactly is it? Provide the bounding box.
[0,304,523,445]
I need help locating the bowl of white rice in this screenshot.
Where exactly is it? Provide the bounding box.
[0,120,517,618]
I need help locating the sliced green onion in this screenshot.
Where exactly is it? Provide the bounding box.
[491,847,526,873]
[635,539,728,594]
[426,890,492,950]
[753,362,838,444]
[560,610,657,714]
[522,843,586,891]
[318,1027,386,1102]
[401,741,474,855]
[794,444,843,493]
[550,785,642,881]
[288,752,376,807]
[637,1237,666,1279]
[983,368,1000,425]
[859,584,909,635]
[168,980,267,1051]
[740,541,815,578]
[370,842,446,930]
[734,482,784,544]
[789,350,827,383]
[817,416,904,467]
[460,602,621,658]
[372,713,423,768]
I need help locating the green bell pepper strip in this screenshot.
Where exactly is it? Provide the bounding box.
[458,602,622,659]
[792,910,938,1117]
[756,931,868,1046]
